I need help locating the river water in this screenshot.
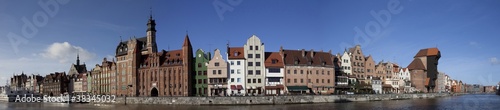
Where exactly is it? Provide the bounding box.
[1,94,499,110]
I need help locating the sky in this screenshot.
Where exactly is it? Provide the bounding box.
[0,0,499,86]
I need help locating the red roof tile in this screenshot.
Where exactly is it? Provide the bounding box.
[407,58,426,70]
[415,48,440,57]
[227,47,245,59]
[265,52,284,68]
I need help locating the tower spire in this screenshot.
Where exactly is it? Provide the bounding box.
[149,7,153,19]
[77,51,80,66]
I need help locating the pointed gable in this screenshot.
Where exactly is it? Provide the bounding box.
[183,35,191,47]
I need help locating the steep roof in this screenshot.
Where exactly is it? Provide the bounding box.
[183,35,191,47]
[227,47,245,59]
[265,52,284,68]
[282,49,334,67]
[415,48,440,57]
[407,58,426,70]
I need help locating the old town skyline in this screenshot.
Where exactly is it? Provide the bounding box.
[1,0,500,87]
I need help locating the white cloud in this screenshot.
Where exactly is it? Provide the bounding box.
[490,57,499,65]
[40,42,96,63]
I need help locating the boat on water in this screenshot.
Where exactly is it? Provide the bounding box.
[0,85,43,102]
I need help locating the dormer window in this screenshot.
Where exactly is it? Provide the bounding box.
[272,59,277,64]
[233,52,238,56]
[294,60,298,65]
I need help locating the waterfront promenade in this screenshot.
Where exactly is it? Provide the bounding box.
[95,93,460,105]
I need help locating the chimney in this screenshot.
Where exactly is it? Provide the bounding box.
[301,49,305,57]
[310,49,314,58]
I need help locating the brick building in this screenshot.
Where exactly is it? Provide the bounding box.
[281,47,335,94]
[408,48,441,93]
[42,72,69,96]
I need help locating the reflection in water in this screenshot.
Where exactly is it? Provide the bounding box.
[0,95,499,110]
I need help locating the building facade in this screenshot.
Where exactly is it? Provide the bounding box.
[117,15,194,97]
[42,72,69,96]
[243,35,266,95]
[264,52,285,95]
[193,49,210,96]
[207,49,228,96]
[408,48,441,93]
[227,47,246,96]
[281,48,335,94]
[348,45,367,81]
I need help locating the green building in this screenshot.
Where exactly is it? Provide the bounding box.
[193,49,210,96]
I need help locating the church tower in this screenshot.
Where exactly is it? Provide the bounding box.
[146,12,158,53]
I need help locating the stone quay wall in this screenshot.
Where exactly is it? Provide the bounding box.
[96,93,458,105]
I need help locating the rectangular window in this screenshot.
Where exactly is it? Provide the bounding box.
[287,79,290,83]
[300,70,303,74]
[253,79,256,83]
[258,79,261,83]
[249,46,253,50]
[213,70,216,75]
[268,77,280,82]
[287,70,290,74]
[256,54,261,58]
[204,71,207,75]
[294,79,297,83]
[316,79,319,83]
[230,61,234,65]
[269,68,280,73]
[198,79,202,84]
[198,71,202,75]
[248,62,253,66]
[256,70,261,75]
[237,78,241,82]
[248,70,253,75]
[248,54,253,58]
[237,69,241,74]
[300,79,303,83]
[255,46,259,50]
[272,59,277,64]
[218,70,222,74]
[256,62,261,66]
[322,79,324,83]
[215,62,220,66]
[231,69,235,74]
[237,61,241,65]
[231,78,234,82]
[248,79,252,83]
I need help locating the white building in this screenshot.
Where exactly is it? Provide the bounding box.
[341,51,352,75]
[264,52,285,95]
[436,72,446,93]
[371,77,382,94]
[399,68,414,93]
[244,35,266,95]
[227,46,246,96]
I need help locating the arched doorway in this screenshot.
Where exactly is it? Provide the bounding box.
[151,88,159,97]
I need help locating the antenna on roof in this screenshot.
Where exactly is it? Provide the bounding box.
[120,36,122,42]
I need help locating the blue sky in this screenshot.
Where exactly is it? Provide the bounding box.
[0,0,499,86]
